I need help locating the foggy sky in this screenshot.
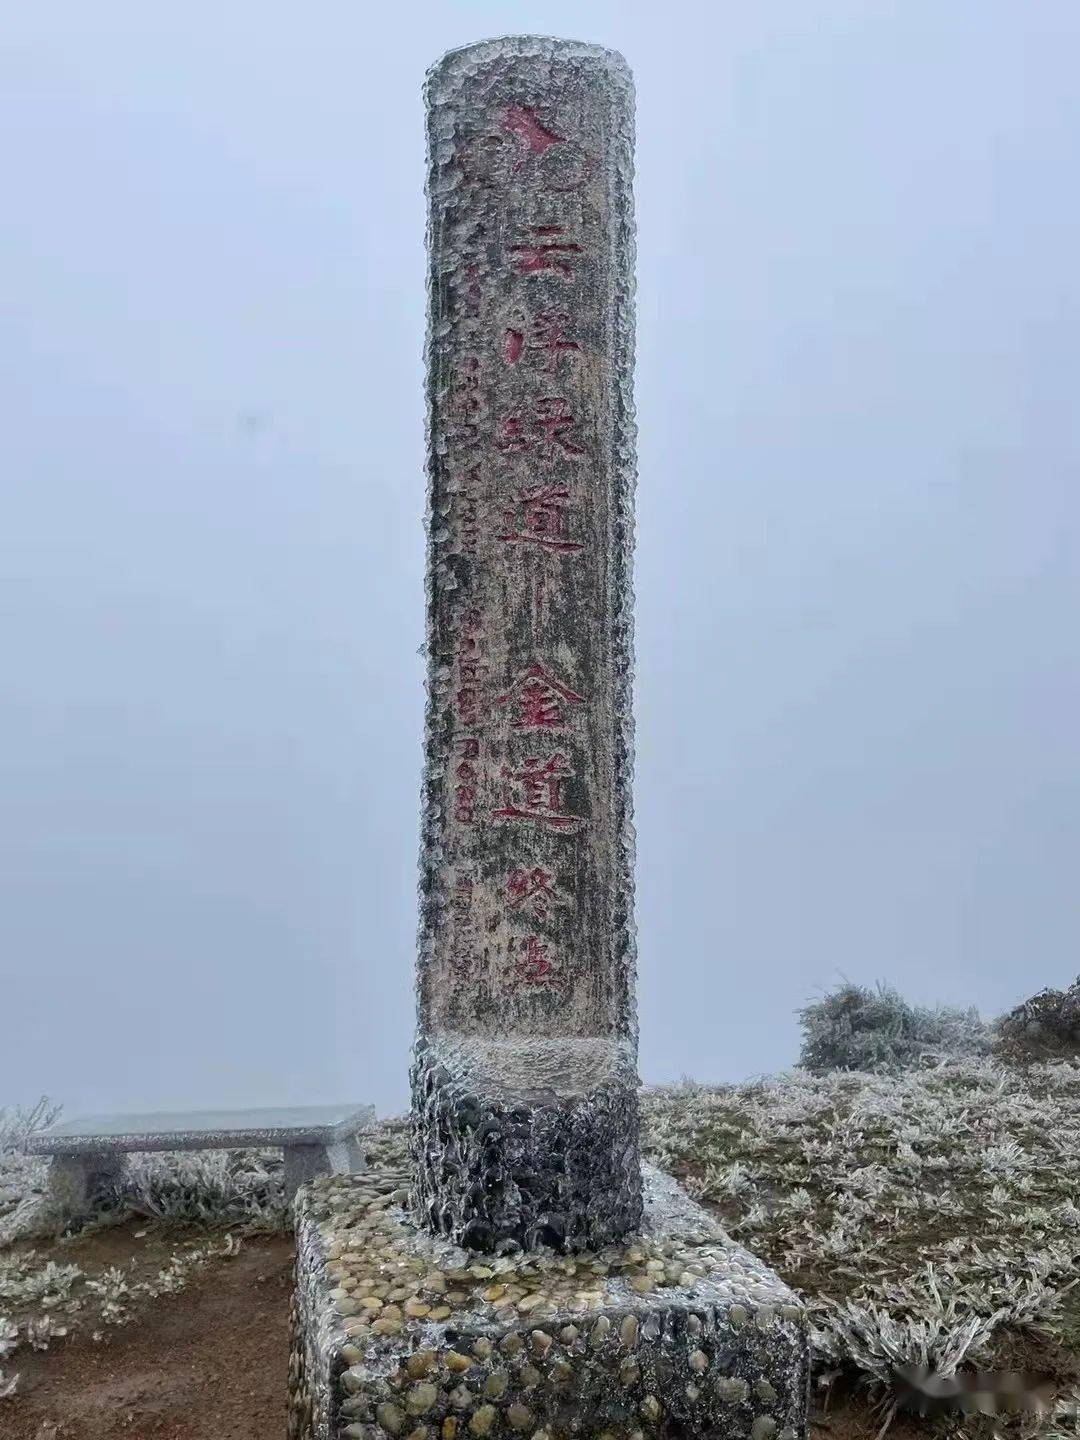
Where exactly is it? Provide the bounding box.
[3,1,1078,1120]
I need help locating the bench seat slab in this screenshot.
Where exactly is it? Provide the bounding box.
[27,1105,375,1156]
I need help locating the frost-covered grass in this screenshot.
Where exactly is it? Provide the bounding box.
[643,1058,1080,1435]
[1,1099,67,1394]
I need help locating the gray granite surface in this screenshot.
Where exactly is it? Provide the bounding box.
[27,1104,375,1155]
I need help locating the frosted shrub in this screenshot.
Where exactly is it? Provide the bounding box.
[997,975,1080,1059]
[121,1149,289,1230]
[0,1099,61,1246]
[798,981,991,1073]
[0,1100,61,1153]
[0,1104,66,1400]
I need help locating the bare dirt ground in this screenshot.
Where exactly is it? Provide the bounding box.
[2,1223,294,1440]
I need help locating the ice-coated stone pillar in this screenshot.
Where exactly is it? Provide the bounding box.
[411,36,642,1253]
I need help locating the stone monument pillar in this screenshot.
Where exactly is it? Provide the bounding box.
[287,38,810,1440]
[411,36,642,1254]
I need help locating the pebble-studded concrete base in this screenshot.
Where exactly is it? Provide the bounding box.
[288,1166,809,1440]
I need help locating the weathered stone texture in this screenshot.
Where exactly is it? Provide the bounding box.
[414,34,641,1255]
[288,1168,810,1440]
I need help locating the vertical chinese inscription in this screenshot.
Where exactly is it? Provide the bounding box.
[419,41,636,1039]
[414,37,640,1253]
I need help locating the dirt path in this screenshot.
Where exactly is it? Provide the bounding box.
[2,1230,294,1440]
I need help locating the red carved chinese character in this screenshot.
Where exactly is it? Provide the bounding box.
[494,753,582,830]
[498,484,584,554]
[496,398,584,459]
[507,866,557,921]
[453,874,474,922]
[504,316,579,375]
[496,415,529,454]
[504,105,564,166]
[509,227,582,279]
[531,312,580,374]
[500,107,590,194]
[496,663,585,730]
[454,608,485,724]
[512,933,560,987]
[534,396,584,456]
[453,735,479,824]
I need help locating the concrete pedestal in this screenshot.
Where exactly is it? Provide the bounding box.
[288,1168,808,1440]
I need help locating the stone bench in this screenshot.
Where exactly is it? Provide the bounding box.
[27,1104,375,1214]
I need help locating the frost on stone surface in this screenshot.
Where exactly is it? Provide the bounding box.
[288,1164,808,1440]
[412,36,643,1253]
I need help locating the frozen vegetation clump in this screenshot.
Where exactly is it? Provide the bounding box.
[121,1149,289,1230]
[797,980,992,1073]
[996,975,1080,1060]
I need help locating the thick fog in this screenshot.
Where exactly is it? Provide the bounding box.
[3,2,1078,1119]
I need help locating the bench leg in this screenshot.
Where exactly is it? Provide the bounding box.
[326,1136,366,1176]
[283,1144,332,1203]
[48,1154,124,1219]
